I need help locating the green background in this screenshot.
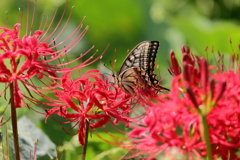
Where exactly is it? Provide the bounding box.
[0,0,239,159]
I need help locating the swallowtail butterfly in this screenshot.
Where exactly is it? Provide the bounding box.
[115,41,168,95]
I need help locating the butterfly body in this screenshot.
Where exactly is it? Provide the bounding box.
[115,41,168,95]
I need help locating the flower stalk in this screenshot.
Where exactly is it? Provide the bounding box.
[201,114,212,160]
[10,82,20,160]
[81,121,90,160]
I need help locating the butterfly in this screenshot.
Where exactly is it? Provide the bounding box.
[115,41,169,95]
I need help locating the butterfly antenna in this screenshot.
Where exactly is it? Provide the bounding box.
[111,48,118,72]
[162,86,170,91]
[102,62,116,84]
[103,62,114,75]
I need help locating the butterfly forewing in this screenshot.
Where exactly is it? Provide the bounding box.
[118,41,153,74]
[116,41,167,95]
[138,41,160,89]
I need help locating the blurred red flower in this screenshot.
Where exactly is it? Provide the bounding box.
[129,46,240,159]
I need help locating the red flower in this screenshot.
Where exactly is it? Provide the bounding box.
[0,2,104,125]
[128,45,240,159]
[0,24,54,108]
[45,70,132,145]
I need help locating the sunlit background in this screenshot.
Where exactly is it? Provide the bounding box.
[0,0,239,159]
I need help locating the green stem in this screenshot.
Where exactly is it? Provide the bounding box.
[81,121,90,160]
[10,82,20,160]
[201,114,212,160]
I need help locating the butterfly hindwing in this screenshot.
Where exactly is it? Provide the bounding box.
[117,68,146,95]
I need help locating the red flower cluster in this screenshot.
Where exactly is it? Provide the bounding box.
[0,7,103,130]
[0,24,55,108]
[45,70,132,145]
[129,46,240,159]
[0,20,98,108]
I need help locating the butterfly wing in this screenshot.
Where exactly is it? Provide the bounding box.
[116,41,168,95]
[117,41,158,75]
[117,68,146,95]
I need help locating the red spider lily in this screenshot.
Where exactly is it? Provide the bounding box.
[0,24,54,108]
[45,70,132,145]
[0,3,102,112]
[128,45,240,159]
[0,1,106,159]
